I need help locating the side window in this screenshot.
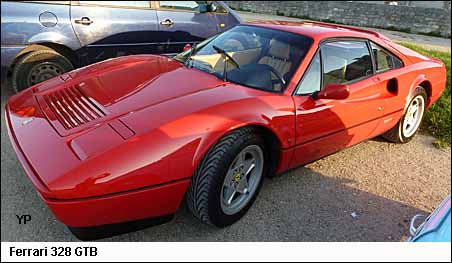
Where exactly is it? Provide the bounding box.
[296,52,321,95]
[159,1,203,11]
[321,41,373,88]
[209,2,228,13]
[393,55,403,69]
[370,42,404,72]
[78,1,150,8]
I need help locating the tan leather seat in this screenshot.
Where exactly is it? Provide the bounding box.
[258,39,292,90]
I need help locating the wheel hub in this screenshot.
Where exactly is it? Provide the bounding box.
[233,171,242,183]
[220,145,264,215]
[402,95,425,138]
[28,62,64,86]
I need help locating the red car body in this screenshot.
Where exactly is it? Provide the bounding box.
[5,21,446,229]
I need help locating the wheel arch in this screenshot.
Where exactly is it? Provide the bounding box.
[11,43,79,71]
[192,123,283,176]
[418,80,432,104]
[405,74,432,111]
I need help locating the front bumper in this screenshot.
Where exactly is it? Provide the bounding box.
[46,179,189,227]
[5,104,189,228]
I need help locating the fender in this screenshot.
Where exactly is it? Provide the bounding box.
[188,96,295,171]
[27,32,81,51]
[404,74,427,112]
[191,120,287,170]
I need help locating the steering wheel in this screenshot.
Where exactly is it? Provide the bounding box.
[267,66,286,86]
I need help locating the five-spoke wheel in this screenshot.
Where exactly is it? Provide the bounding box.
[383,86,427,143]
[221,145,264,215]
[186,127,267,227]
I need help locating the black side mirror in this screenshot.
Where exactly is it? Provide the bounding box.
[198,4,208,13]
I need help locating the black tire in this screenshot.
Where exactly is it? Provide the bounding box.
[12,49,73,92]
[382,87,427,144]
[186,127,267,227]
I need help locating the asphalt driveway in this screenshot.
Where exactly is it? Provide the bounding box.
[1,81,450,241]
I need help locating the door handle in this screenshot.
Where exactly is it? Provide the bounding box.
[74,17,93,25]
[372,76,381,83]
[160,19,174,26]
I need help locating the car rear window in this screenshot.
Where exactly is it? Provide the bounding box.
[370,42,404,72]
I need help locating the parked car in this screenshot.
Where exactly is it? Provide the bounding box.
[5,21,446,240]
[1,0,241,92]
[408,195,451,242]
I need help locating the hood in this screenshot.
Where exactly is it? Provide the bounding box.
[7,54,278,199]
[33,55,226,136]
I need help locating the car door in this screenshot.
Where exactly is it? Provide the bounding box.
[368,41,406,134]
[70,1,160,65]
[291,40,385,166]
[155,1,218,54]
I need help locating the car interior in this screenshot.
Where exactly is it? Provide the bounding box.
[321,41,373,88]
[189,30,308,92]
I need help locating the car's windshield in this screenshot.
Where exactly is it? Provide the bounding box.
[174,25,313,92]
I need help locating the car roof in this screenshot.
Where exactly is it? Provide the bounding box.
[246,20,390,42]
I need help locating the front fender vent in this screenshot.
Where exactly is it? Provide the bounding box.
[44,86,106,130]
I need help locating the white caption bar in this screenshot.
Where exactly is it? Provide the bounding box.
[1,242,451,262]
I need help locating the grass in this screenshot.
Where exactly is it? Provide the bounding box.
[397,42,451,146]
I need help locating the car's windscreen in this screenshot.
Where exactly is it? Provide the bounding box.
[174,25,313,92]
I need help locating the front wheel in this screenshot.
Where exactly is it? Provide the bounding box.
[186,127,267,227]
[383,87,427,143]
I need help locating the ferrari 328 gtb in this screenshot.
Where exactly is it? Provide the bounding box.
[5,21,446,239]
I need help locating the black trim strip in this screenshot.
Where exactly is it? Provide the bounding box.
[68,214,175,240]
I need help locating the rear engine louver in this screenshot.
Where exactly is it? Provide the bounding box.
[44,86,106,130]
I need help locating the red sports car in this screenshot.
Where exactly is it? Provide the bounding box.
[5,21,446,240]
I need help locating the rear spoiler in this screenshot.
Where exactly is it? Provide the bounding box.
[303,21,391,41]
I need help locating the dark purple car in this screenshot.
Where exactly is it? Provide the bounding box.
[1,1,241,92]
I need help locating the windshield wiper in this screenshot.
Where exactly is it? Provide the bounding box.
[212,45,240,81]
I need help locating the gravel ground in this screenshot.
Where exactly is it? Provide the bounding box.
[1,80,450,242]
[238,11,452,52]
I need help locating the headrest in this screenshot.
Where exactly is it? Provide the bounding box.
[268,39,290,60]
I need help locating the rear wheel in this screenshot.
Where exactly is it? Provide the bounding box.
[12,49,73,92]
[186,127,267,227]
[383,87,427,143]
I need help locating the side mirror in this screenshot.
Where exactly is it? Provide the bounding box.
[198,4,208,13]
[183,43,192,52]
[313,83,350,100]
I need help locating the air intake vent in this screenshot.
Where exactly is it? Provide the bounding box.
[44,86,106,130]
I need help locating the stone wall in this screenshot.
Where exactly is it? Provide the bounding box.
[225,1,451,38]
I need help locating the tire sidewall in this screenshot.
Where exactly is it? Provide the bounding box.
[208,133,267,227]
[398,87,428,143]
[12,50,73,93]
